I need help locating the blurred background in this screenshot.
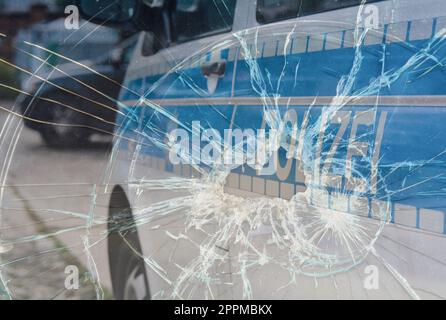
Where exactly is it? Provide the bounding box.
[1,0,61,100]
[0,0,147,154]
[0,1,124,98]
[0,0,136,299]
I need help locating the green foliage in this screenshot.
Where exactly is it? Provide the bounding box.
[0,63,19,100]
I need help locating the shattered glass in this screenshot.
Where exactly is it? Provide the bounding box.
[0,0,446,300]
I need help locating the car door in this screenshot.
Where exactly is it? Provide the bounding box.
[225,0,446,299]
[123,0,245,299]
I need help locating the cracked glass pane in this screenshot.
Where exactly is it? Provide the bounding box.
[0,0,445,301]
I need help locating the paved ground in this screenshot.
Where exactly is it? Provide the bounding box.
[0,100,113,299]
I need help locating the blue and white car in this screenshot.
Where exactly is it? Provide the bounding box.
[77,0,446,300]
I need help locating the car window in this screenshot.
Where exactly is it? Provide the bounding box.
[257,0,385,24]
[121,41,137,65]
[172,0,237,43]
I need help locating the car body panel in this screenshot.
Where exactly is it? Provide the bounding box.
[108,0,446,299]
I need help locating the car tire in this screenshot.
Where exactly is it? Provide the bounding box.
[115,245,150,300]
[119,246,150,300]
[108,186,150,300]
[40,102,91,148]
[40,127,90,149]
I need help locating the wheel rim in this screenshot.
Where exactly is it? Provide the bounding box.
[52,107,76,137]
[123,263,147,300]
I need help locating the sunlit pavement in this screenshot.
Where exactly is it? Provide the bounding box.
[1,100,446,300]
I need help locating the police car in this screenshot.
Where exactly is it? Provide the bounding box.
[77,0,446,299]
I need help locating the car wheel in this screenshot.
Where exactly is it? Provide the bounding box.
[122,255,149,300]
[109,186,150,300]
[40,104,91,148]
[113,233,150,300]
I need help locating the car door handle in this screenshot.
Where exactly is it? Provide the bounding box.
[201,60,226,77]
